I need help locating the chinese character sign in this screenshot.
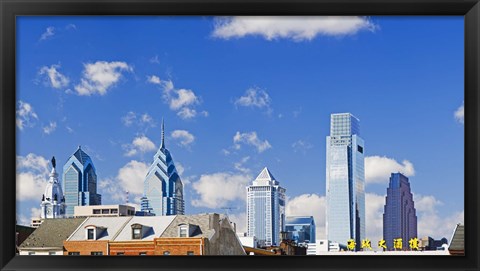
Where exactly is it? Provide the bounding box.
[394,238,403,250]
[378,239,387,250]
[361,239,372,250]
[347,239,356,251]
[409,237,419,250]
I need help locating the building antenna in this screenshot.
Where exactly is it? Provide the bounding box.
[125,190,129,205]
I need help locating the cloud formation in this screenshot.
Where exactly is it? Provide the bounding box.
[233,131,272,153]
[40,26,55,41]
[454,102,464,124]
[38,64,70,89]
[148,76,207,119]
[365,155,415,184]
[171,130,195,147]
[234,87,272,113]
[16,153,50,201]
[42,121,57,135]
[121,111,155,128]
[74,61,133,96]
[16,101,39,130]
[191,172,251,208]
[286,193,326,239]
[123,135,157,157]
[212,16,377,41]
[292,139,314,154]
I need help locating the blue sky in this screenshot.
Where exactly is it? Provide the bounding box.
[16,16,464,246]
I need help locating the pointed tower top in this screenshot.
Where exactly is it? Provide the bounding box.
[160,118,165,149]
[51,156,56,168]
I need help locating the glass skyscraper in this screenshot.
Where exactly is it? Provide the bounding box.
[141,120,184,216]
[285,216,316,244]
[326,113,365,250]
[247,167,286,247]
[63,146,101,217]
[383,172,417,250]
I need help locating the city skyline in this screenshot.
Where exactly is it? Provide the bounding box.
[16,16,464,246]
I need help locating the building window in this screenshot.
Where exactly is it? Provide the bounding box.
[48,251,56,255]
[179,225,188,237]
[139,252,147,256]
[101,209,109,214]
[132,228,142,239]
[117,252,125,255]
[163,251,170,255]
[93,209,100,214]
[68,252,80,255]
[87,228,95,240]
[28,251,35,255]
[91,251,103,256]
[187,251,194,255]
[357,145,363,153]
[110,209,118,214]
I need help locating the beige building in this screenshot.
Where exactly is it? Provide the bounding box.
[73,204,135,218]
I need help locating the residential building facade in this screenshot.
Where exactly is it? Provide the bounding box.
[141,120,185,216]
[63,146,101,217]
[383,172,418,250]
[285,216,316,244]
[326,113,366,249]
[74,204,135,218]
[246,167,286,247]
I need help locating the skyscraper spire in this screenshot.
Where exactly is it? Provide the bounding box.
[161,118,165,149]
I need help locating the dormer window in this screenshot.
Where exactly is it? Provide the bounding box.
[179,224,188,237]
[87,228,95,240]
[131,224,143,239]
[84,225,105,240]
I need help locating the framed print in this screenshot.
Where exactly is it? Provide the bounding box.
[1,0,479,271]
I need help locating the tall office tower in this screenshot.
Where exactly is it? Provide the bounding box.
[63,146,101,217]
[246,167,286,247]
[141,119,185,216]
[383,172,417,250]
[285,216,316,244]
[40,156,66,219]
[326,113,366,250]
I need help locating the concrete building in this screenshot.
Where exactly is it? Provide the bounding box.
[18,218,86,255]
[73,204,135,218]
[326,113,366,250]
[141,120,185,216]
[307,240,331,255]
[41,157,66,219]
[247,167,286,247]
[383,172,417,250]
[237,233,257,248]
[30,218,43,228]
[63,146,101,217]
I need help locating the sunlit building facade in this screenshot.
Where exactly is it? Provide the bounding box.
[383,172,417,250]
[326,113,365,250]
[141,120,184,216]
[63,146,101,217]
[247,167,286,247]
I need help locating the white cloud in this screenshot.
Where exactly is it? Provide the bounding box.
[171,130,195,147]
[150,55,160,64]
[292,139,313,154]
[233,131,272,153]
[147,75,161,84]
[116,160,149,195]
[234,156,251,174]
[365,156,415,184]
[121,111,155,127]
[42,121,57,135]
[228,212,247,233]
[40,26,55,40]
[38,64,70,89]
[74,61,133,96]
[234,87,271,111]
[16,153,50,201]
[16,101,38,130]
[212,16,377,41]
[365,193,386,248]
[66,24,77,30]
[286,193,326,240]
[454,102,464,124]
[192,172,251,208]
[148,77,207,119]
[123,135,157,157]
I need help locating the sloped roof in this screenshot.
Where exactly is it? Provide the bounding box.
[255,167,276,182]
[113,216,176,241]
[68,216,132,241]
[19,218,86,249]
[448,223,464,252]
[161,214,215,238]
[72,146,92,165]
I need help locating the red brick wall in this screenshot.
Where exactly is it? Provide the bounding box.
[154,238,205,255]
[63,240,109,255]
[109,241,155,256]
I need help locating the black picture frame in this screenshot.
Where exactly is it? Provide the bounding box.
[1,0,478,270]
